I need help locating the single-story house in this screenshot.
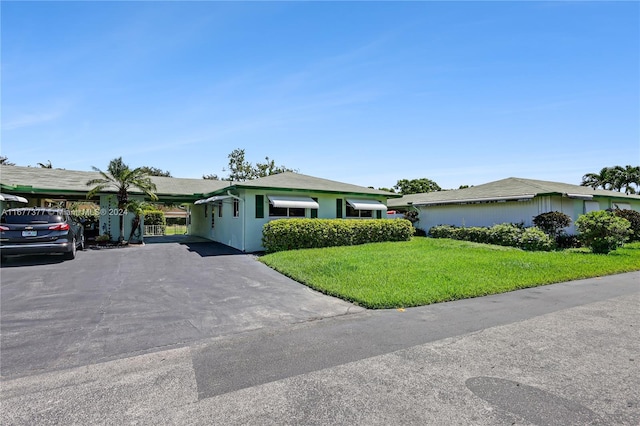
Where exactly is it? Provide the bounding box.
[388,177,640,235]
[0,165,397,252]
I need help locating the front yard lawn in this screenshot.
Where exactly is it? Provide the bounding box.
[260,237,640,309]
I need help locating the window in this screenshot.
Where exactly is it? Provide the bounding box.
[233,198,240,217]
[346,204,373,218]
[267,195,317,218]
[584,201,600,213]
[613,203,631,210]
[345,199,386,218]
[255,195,264,218]
[269,205,305,217]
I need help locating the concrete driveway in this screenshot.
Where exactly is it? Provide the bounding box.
[0,237,361,378]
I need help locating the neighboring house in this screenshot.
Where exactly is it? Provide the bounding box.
[388,177,640,235]
[0,165,397,252]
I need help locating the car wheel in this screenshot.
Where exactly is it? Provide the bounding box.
[64,237,77,260]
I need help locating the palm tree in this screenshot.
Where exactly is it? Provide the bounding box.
[86,157,158,242]
[581,165,640,194]
[581,167,615,191]
[618,165,640,195]
[37,160,53,168]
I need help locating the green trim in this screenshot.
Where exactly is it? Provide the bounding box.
[255,194,265,218]
[201,185,396,199]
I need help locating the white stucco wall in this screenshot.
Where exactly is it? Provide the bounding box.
[416,195,640,235]
[189,189,389,253]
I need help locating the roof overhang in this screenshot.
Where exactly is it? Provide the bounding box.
[194,195,234,205]
[413,194,536,206]
[268,195,319,209]
[346,199,387,211]
[0,193,28,203]
[565,193,593,200]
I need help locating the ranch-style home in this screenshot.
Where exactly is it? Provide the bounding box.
[0,165,397,252]
[388,177,640,235]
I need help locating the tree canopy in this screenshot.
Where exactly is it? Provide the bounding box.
[394,178,442,195]
[138,166,172,177]
[203,148,297,181]
[0,156,15,166]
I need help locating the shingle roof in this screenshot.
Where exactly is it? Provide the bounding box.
[221,172,399,197]
[388,177,640,208]
[0,166,397,200]
[0,165,230,197]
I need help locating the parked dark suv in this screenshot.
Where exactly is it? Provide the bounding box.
[0,208,85,262]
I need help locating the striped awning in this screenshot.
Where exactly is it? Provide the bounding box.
[194,195,233,205]
[0,193,28,203]
[268,196,319,209]
[346,199,387,211]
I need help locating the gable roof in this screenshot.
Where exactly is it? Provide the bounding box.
[388,177,640,208]
[209,172,399,198]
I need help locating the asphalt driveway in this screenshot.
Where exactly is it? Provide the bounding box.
[0,237,361,378]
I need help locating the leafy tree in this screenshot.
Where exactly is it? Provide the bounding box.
[378,187,396,193]
[138,166,172,177]
[254,156,296,178]
[86,157,158,242]
[0,156,15,166]
[394,178,441,195]
[575,210,631,254]
[532,211,572,238]
[204,148,296,181]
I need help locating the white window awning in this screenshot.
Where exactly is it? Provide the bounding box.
[565,193,593,200]
[194,195,233,205]
[268,196,319,209]
[346,199,387,211]
[0,193,28,203]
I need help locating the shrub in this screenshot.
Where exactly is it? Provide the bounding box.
[520,227,555,251]
[533,211,572,238]
[488,223,524,247]
[144,210,165,226]
[460,227,491,244]
[555,234,582,249]
[428,225,459,239]
[575,210,631,254]
[613,209,640,242]
[262,219,415,253]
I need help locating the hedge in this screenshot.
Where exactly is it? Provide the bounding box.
[262,219,415,253]
[429,223,554,251]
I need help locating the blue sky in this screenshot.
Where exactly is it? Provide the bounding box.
[2,1,638,190]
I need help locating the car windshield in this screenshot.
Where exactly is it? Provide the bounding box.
[1,210,65,224]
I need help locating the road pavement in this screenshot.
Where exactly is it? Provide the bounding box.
[2,269,638,425]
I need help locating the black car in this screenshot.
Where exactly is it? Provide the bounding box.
[0,208,85,261]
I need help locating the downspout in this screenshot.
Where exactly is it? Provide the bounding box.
[227,191,245,252]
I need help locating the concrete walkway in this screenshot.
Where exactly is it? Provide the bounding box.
[2,272,638,425]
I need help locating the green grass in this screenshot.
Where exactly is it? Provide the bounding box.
[165,225,188,235]
[260,237,640,309]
